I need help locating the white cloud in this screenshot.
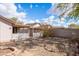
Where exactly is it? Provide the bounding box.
[76,20,79,25]
[60,18,65,22]
[18,4,22,9]
[29,20,35,23]
[17,4,25,12]
[30,4,33,9]
[0,3,17,17]
[48,3,74,17]
[49,15,54,20]
[35,19,40,23]
[42,15,55,25]
[41,18,48,24]
[25,20,35,23]
[17,12,26,18]
[41,15,68,27]
[0,3,27,24]
[35,4,38,7]
[26,19,40,23]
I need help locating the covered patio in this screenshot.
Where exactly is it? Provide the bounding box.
[11,24,43,41]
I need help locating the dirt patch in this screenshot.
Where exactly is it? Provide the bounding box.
[15,46,66,56]
[0,46,19,56]
[0,37,78,56]
[0,47,14,55]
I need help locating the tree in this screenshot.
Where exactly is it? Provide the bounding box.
[11,17,24,25]
[53,3,79,20]
[68,4,79,20]
[17,20,24,25]
[68,23,79,29]
[11,17,18,22]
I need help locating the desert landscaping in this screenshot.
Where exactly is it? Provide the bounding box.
[0,3,79,56]
[0,37,79,56]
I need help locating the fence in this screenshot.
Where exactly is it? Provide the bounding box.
[52,28,79,39]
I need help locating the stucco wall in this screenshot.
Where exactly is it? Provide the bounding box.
[12,33,30,41]
[53,28,79,39]
[0,20,12,42]
[0,21,1,40]
[33,32,43,38]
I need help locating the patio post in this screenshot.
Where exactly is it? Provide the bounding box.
[29,28,33,37]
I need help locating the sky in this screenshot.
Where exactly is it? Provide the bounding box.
[0,3,79,27]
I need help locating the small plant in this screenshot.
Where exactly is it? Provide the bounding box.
[42,27,53,37]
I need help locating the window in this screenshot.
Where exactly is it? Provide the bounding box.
[12,27,17,33]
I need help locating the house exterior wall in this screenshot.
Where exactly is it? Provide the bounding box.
[0,20,12,42]
[33,32,43,38]
[32,29,43,38]
[12,28,43,40]
[12,33,30,41]
[13,28,30,40]
[0,21,1,40]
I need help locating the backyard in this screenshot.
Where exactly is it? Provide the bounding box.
[0,36,79,56]
[0,3,79,56]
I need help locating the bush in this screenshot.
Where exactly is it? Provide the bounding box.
[43,28,53,37]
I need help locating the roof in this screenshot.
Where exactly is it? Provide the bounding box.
[0,15,30,28]
[14,24,30,28]
[0,15,15,26]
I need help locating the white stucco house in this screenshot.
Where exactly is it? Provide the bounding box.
[0,15,43,42]
[0,16,14,42]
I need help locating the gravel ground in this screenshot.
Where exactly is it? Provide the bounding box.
[0,37,76,56]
